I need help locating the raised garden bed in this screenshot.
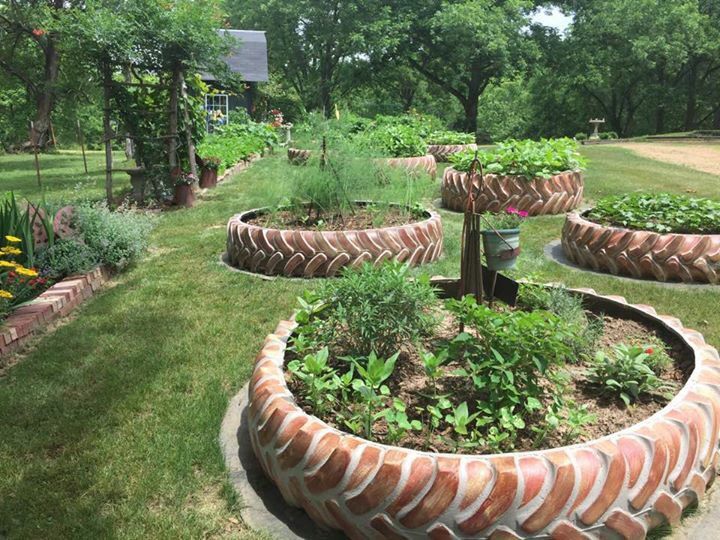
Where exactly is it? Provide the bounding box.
[427,143,477,162]
[386,154,437,179]
[0,266,108,357]
[226,204,443,278]
[287,147,312,165]
[247,280,720,538]
[441,166,584,215]
[562,211,720,284]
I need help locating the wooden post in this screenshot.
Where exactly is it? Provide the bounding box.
[30,121,42,188]
[103,66,114,207]
[49,120,58,148]
[167,66,181,170]
[179,70,198,179]
[76,118,88,174]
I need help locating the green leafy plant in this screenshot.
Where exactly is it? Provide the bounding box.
[0,193,55,267]
[355,123,427,158]
[587,193,720,234]
[36,238,98,279]
[288,347,342,416]
[444,401,478,437]
[574,132,588,141]
[587,344,676,406]
[348,351,399,438]
[450,138,586,178]
[381,399,422,443]
[427,130,475,145]
[421,349,448,397]
[312,262,438,357]
[481,207,528,230]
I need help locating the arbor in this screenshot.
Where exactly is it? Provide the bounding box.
[227,0,397,116]
[392,0,530,135]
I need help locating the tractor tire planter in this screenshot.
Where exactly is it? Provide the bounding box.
[247,284,720,539]
[288,147,312,165]
[482,228,520,271]
[386,154,437,179]
[427,143,477,163]
[562,212,720,284]
[226,204,443,278]
[441,167,584,215]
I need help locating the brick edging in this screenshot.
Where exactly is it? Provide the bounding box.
[562,212,720,284]
[248,288,720,539]
[441,167,584,215]
[0,266,110,356]
[217,154,262,184]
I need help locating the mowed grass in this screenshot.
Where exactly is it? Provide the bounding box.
[0,150,130,203]
[0,145,719,539]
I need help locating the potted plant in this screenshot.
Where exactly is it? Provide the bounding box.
[173,172,196,208]
[480,206,526,270]
[199,156,221,189]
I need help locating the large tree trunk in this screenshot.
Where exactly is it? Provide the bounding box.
[29,37,60,148]
[462,97,479,140]
[714,104,720,130]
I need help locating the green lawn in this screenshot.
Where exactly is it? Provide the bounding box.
[0,150,130,204]
[0,145,719,539]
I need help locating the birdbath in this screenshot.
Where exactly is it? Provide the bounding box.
[119,167,147,204]
[588,117,605,139]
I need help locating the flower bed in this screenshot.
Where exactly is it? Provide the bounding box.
[427,143,477,162]
[0,267,108,357]
[441,166,584,215]
[226,205,443,278]
[247,280,720,538]
[562,211,720,283]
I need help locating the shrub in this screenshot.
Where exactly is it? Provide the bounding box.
[302,262,439,357]
[449,138,586,178]
[0,193,55,267]
[587,193,720,234]
[426,130,475,145]
[574,132,588,141]
[36,239,98,279]
[354,123,427,158]
[606,131,619,139]
[587,344,675,406]
[75,204,155,271]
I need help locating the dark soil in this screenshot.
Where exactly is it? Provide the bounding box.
[248,206,424,231]
[285,307,691,455]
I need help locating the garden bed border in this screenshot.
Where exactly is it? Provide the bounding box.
[426,143,477,162]
[441,166,584,215]
[0,266,109,357]
[562,211,720,284]
[246,285,720,539]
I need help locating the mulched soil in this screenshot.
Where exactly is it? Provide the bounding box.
[248,206,423,231]
[285,305,691,455]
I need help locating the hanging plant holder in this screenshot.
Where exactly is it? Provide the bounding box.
[481,228,520,271]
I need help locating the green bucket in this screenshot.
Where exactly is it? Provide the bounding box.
[482,228,520,271]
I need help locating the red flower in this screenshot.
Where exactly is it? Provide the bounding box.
[645,347,654,355]
[32,28,45,37]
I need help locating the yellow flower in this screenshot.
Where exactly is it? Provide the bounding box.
[1,247,21,255]
[0,290,13,299]
[0,260,15,268]
[15,267,38,277]
[5,235,21,243]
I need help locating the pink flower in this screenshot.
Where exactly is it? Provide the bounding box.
[506,206,518,214]
[518,210,529,218]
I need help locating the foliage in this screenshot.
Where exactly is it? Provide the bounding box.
[587,344,675,406]
[354,123,427,157]
[587,193,720,234]
[0,193,54,267]
[75,204,155,271]
[0,236,44,319]
[450,138,586,178]
[305,262,438,357]
[426,130,475,144]
[575,132,588,141]
[36,239,98,280]
[481,207,527,230]
[196,133,266,170]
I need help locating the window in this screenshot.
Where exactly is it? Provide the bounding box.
[204,93,229,133]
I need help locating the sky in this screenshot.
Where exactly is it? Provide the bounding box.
[530,6,574,34]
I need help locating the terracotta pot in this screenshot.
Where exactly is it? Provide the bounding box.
[199,167,218,189]
[247,283,720,539]
[441,167,584,215]
[173,183,195,208]
[562,211,720,284]
[226,203,443,278]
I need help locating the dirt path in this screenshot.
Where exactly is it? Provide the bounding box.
[615,141,720,176]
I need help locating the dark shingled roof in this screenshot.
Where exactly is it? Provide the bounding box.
[202,29,268,83]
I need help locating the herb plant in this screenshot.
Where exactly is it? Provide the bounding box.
[449,138,585,179]
[586,193,720,234]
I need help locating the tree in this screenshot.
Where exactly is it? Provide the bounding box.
[227,0,397,116]
[392,0,530,136]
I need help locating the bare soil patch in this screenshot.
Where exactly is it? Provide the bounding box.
[248,206,423,231]
[617,142,720,176]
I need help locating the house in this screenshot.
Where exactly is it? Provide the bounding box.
[201,29,269,131]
